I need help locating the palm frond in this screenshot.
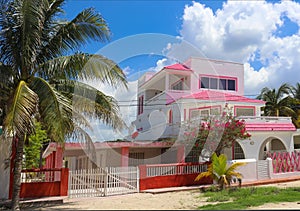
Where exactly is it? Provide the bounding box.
[30,77,74,143]
[3,80,38,137]
[19,0,47,74]
[0,63,14,101]
[0,0,22,68]
[292,83,300,100]
[53,79,125,130]
[212,153,227,179]
[276,83,291,100]
[38,7,110,59]
[67,126,96,165]
[226,162,246,175]
[37,53,127,89]
[195,170,211,181]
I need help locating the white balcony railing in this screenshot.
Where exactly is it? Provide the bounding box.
[237,116,292,124]
[146,91,166,105]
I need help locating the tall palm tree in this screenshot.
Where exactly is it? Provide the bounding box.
[0,0,127,210]
[195,153,246,190]
[256,83,296,117]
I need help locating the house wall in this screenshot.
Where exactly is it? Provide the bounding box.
[129,147,162,164]
[63,146,180,170]
[239,131,296,160]
[230,159,257,182]
[187,57,244,95]
[0,137,11,199]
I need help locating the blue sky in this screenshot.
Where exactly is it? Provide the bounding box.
[64,1,225,78]
[63,0,300,141]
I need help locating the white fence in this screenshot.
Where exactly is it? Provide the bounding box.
[146,163,208,177]
[68,166,139,198]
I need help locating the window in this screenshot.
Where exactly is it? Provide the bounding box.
[233,142,245,159]
[236,107,255,116]
[210,108,220,115]
[228,79,236,91]
[219,79,227,90]
[185,148,201,163]
[200,76,237,91]
[171,78,184,90]
[200,110,209,117]
[200,77,209,88]
[210,78,218,89]
[138,95,144,115]
[129,152,144,166]
[190,107,220,119]
[190,110,200,119]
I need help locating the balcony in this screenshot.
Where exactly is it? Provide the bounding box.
[145,90,191,105]
[237,116,296,131]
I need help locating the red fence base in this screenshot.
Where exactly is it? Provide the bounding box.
[140,174,212,191]
[9,168,69,199]
[20,182,61,198]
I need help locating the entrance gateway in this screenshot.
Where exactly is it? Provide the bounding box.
[68,166,139,198]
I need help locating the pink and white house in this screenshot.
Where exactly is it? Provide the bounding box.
[131,57,300,161]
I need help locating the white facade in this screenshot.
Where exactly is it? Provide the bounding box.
[131,57,299,161]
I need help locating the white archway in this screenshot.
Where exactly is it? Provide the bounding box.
[259,137,287,160]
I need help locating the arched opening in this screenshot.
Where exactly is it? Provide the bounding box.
[259,137,287,160]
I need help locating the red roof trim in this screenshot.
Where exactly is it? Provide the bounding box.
[164,63,192,71]
[180,90,265,104]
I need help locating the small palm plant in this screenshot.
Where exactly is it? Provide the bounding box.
[195,153,246,190]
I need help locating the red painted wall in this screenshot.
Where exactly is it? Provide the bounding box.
[11,168,69,199]
[20,182,60,198]
[139,174,212,191]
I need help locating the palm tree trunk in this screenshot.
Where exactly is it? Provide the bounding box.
[11,135,25,211]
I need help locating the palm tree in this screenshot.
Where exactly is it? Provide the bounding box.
[291,83,300,128]
[0,1,127,210]
[292,83,300,100]
[195,153,246,190]
[256,83,296,117]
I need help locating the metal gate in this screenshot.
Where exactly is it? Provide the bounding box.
[257,160,270,180]
[68,166,139,198]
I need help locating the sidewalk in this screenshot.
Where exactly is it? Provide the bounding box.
[1,176,300,209]
[0,196,66,210]
[142,175,300,194]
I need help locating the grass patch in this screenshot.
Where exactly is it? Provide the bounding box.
[198,186,300,210]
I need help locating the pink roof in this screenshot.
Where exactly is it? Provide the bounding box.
[164,63,191,71]
[181,90,265,104]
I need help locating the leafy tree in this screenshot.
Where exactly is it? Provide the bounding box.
[195,153,246,190]
[0,0,127,210]
[184,106,251,159]
[23,121,50,169]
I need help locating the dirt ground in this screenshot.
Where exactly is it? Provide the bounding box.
[22,180,300,210]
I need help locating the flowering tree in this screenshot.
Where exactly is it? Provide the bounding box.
[184,105,251,161]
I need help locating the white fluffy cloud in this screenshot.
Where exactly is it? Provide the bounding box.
[179,0,300,95]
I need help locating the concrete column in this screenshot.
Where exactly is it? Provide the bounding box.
[165,73,170,91]
[121,147,129,167]
[177,145,185,163]
[55,146,63,168]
